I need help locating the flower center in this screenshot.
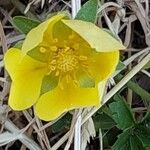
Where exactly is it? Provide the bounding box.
[56,47,78,72]
[47,46,81,75]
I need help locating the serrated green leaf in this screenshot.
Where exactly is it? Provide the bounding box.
[12,16,40,34]
[40,74,59,95]
[93,112,116,131]
[75,0,98,23]
[130,135,144,150]
[51,113,72,133]
[112,129,131,150]
[109,94,135,130]
[134,126,150,150]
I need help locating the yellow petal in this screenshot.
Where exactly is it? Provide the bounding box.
[4,48,47,110]
[62,20,125,52]
[89,51,119,81]
[35,79,106,121]
[22,14,65,54]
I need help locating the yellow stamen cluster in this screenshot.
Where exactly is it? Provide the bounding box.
[48,46,79,74]
[40,38,89,88]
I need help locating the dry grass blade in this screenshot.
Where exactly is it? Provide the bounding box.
[0,21,7,53]
[1,0,150,149]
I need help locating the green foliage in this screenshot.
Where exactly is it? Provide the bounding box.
[27,47,49,62]
[143,61,150,69]
[106,94,150,150]
[12,16,40,34]
[112,129,132,150]
[112,129,144,150]
[40,74,59,95]
[75,0,98,23]
[93,112,116,131]
[116,74,150,102]
[109,95,135,130]
[51,113,72,133]
[130,135,144,150]
[116,61,125,70]
[13,40,24,49]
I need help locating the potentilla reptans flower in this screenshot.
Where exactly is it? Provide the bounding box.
[4,14,125,121]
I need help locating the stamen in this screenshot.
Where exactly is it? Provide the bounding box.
[50,59,57,64]
[66,74,71,83]
[55,70,60,76]
[79,55,88,61]
[64,47,70,52]
[73,80,79,87]
[50,46,58,52]
[59,82,64,90]
[40,47,47,53]
[49,65,56,71]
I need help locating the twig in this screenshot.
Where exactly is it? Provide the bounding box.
[0,21,7,53]
[71,0,81,18]
[4,119,41,150]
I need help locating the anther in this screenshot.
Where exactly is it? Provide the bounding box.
[66,74,71,83]
[50,46,58,52]
[49,65,56,71]
[50,59,57,64]
[79,55,88,61]
[55,70,60,76]
[64,47,70,52]
[73,80,79,87]
[40,47,47,53]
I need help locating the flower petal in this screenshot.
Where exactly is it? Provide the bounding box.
[35,79,106,121]
[62,20,125,52]
[4,48,47,110]
[89,51,119,81]
[22,14,65,54]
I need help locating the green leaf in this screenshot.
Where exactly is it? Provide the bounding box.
[116,61,125,70]
[142,107,150,122]
[134,126,150,150]
[130,135,144,150]
[109,94,135,130]
[116,74,150,103]
[112,129,131,150]
[40,74,59,95]
[12,16,40,34]
[51,113,72,133]
[93,112,116,131]
[75,0,98,23]
[13,40,24,49]
[27,46,49,62]
[143,61,150,69]
[77,69,95,88]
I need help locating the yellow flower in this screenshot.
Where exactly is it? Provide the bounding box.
[4,14,125,121]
